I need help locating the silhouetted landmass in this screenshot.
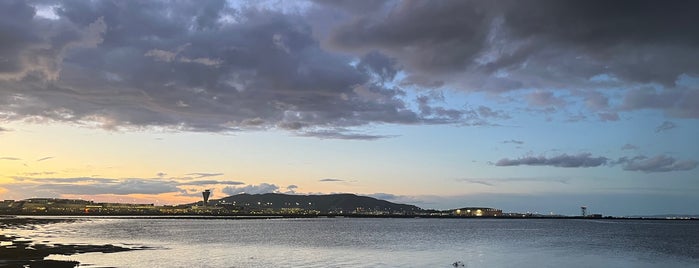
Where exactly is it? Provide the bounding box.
[3,196,697,219]
[205,193,422,214]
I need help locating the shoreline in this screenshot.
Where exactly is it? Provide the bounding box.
[3,214,697,221]
[0,217,152,268]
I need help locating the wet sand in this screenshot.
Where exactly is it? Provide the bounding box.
[0,217,151,268]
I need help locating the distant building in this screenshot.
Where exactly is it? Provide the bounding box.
[202,190,211,206]
[452,207,502,217]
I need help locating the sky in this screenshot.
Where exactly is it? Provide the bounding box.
[1,0,698,216]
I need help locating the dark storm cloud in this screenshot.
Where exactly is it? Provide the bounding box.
[325,0,699,116]
[312,0,389,14]
[4,0,698,136]
[655,121,677,133]
[495,153,608,168]
[0,0,486,139]
[615,155,698,173]
[621,87,699,119]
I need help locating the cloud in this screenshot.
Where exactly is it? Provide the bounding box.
[1,0,698,140]
[457,177,569,186]
[186,173,223,178]
[495,153,608,168]
[328,1,699,86]
[615,155,698,173]
[0,157,21,161]
[0,127,9,132]
[502,139,524,145]
[181,180,244,186]
[7,177,180,195]
[12,177,118,184]
[527,91,566,108]
[622,87,699,119]
[36,156,54,162]
[285,185,298,194]
[655,121,677,133]
[367,193,399,200]
[457,179,494,186]
[222,183,280,195]
[620,144,639,151]
[21,171,57,176]
[597,112,619,122]
[323,0,699,121]
[298,129,395,140]
[319,178,344,182]
[0,1,499,140]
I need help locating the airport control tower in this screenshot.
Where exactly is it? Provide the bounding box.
[202,190,211,206]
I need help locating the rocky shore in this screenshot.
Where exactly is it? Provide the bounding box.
[0,217,151,268]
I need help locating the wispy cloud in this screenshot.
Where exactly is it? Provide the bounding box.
[298,131,396,141]
[182,180,244,186]
[496,152,698,173]
[319,178,345,182]
[502,140,524,145]
[36,156,54,162]
[22,172,57,176]
[621,144,639,150]
[495,153,608,168]
[186,173,223,178]
[615,155,698,173]
[458,179,495,186]
[457,177,569,186]
[0,157,21,161]
[7,177,179,195]
[655,121,677,133]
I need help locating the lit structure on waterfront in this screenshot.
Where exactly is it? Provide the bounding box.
[452,207,502,217]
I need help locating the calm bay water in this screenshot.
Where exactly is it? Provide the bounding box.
[19,217,699,267]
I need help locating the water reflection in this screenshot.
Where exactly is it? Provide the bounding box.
[37,218,699,267]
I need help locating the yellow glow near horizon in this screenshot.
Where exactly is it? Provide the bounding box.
[0,121,498,205]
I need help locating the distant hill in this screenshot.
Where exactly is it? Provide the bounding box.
[203,193,422,214]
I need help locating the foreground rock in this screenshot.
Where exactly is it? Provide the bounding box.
[0,217,152,268]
